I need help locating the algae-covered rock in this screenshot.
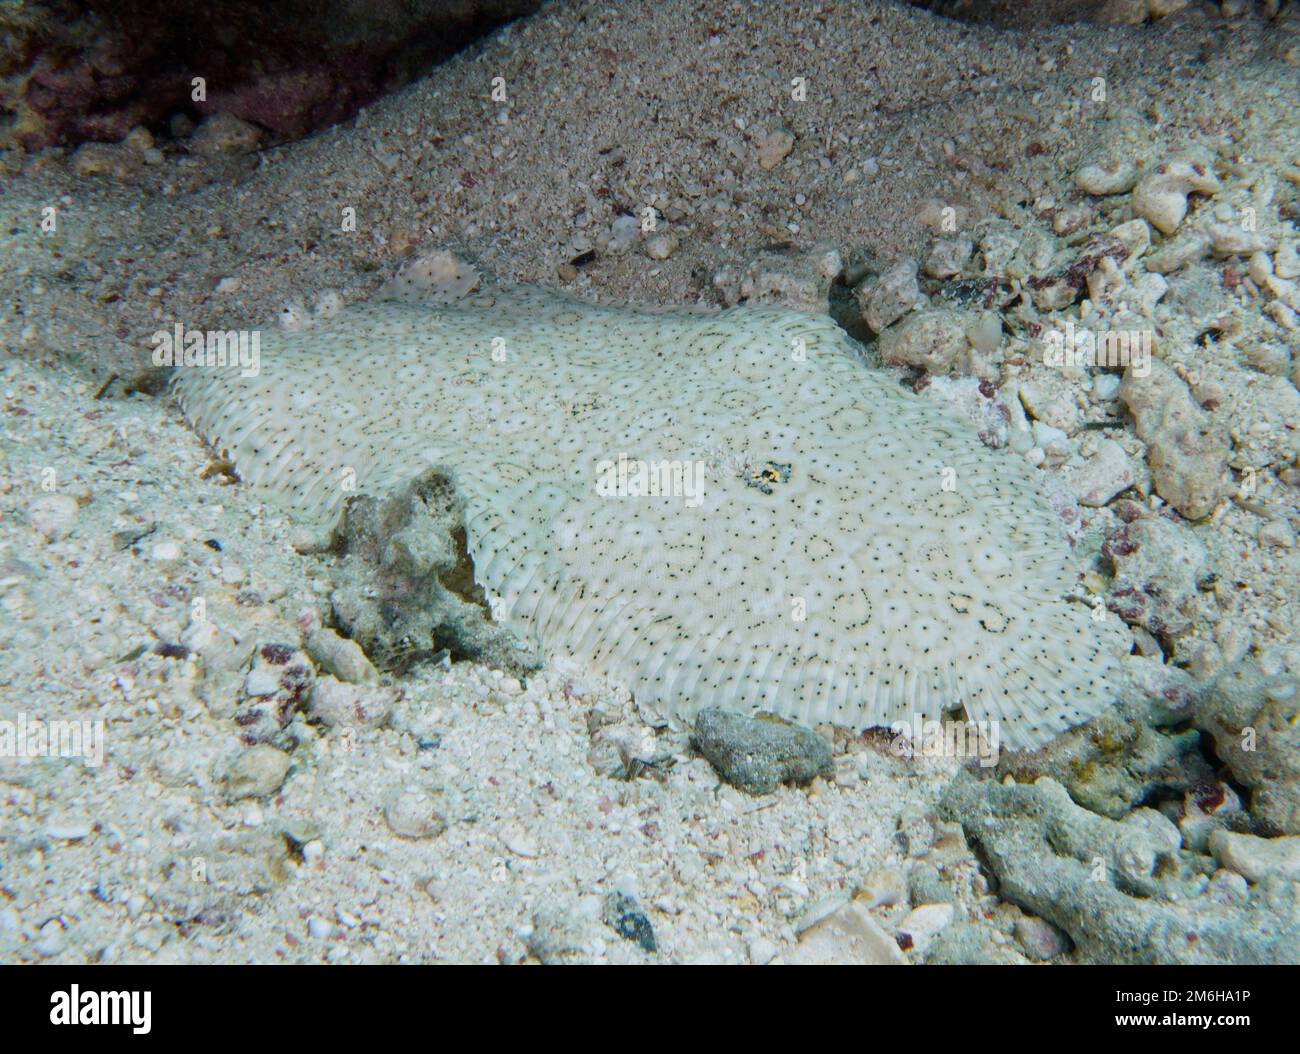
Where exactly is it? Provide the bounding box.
[940,771,1300,964]
[692,708,832,795]
[1119,359,1229,520]
[328,470,541,677]
[1102,514,1212,640]
[996,659,1208,819]
[1196,659,1300,835]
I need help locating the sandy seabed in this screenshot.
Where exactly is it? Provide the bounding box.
[1,1,1298,964]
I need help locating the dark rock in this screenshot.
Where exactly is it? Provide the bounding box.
[693,708,832,795]
[602,892,656,953]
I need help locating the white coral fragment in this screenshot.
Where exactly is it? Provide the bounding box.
[1131,158,1222,236]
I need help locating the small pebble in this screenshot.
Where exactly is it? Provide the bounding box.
[1053,203,1091,236]
[33,919,68,957]
[878,309,968,373]
[383,785,450,839]
[644,232,677,260]
[500,824,540,858]
[897,903,954,954]
[1075,158,1138,196]
[27,493,79,541]
[223,745,291,800]
[308,676,394,728]
[306,627,377,685]
[71,142,138,180]
[1014,915,1071,960]
[150,540,183,566]
[189,112,262,157]
[755,128,795,170]
[1274,240,1300,280]
[1210,221,1277,258]
[1064,439,1134,507]
[859,867,906,908]
[923,236,973,279]
[857,260,922,333]
[45,819,93,841]
[1259,520,1295,549]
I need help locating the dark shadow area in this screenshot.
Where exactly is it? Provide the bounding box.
[1,0,541,149]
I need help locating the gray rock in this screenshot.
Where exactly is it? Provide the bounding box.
[692,708,832,795]
[1196,660,1300,835]
[877,308,968,373]
[906,864,953,905]
[856,259,922,333]
[1064,438,1134,507]
[1145,233,1210,275]
[940,771,1300,964]
[526,898,604,964]
[924,921,1025,965]
[382,784,450,839]
[1119,359,1229,520]
[308,675,395,729]
[1103,515,1211,640]
[995,685,1209,821]
[1209,830,1300,883]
